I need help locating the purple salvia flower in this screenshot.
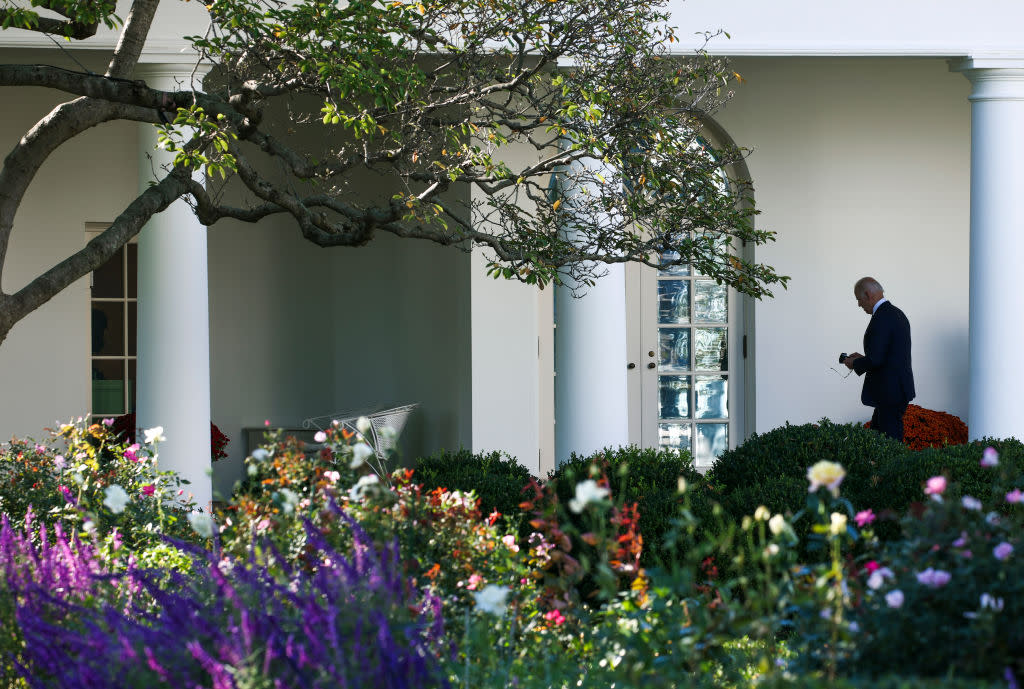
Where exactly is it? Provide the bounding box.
[13,502,449,688]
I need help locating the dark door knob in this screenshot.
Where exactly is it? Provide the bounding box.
[648,350,655,357]
[647,362,656,369]
[627,362,636,369]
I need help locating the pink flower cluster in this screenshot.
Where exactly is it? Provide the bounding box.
[544,609,566,626]
[915,567,951,589]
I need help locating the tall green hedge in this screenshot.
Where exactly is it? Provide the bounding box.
[706,420,1024,544]
[706,420,908,542]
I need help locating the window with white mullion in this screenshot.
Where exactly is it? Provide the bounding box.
[88,224,138,418]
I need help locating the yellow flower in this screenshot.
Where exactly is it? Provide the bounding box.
[830,512,848,536]
[807,460,846,497]
[754,505,771,521]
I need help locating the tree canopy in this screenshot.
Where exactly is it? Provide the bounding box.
[0,0,787,345]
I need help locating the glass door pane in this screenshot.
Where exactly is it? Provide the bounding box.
[648,242,734,469]
[658,375,691,419]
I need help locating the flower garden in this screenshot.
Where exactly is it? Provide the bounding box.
[0,412,1020,688]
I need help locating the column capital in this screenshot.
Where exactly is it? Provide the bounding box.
[134,61,213,92]
[950,56,1024,101]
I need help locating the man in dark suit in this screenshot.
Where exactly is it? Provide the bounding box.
[843,277,915,441]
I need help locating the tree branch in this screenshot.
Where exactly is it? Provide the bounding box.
[106,0,162,79]
[0,171,192,345]
[0,97,160,285]
[0,8,98,40]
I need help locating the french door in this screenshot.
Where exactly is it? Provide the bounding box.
[627,257,743,470]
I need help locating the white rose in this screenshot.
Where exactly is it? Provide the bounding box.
[103,484,130,514]
[473,585,510,616]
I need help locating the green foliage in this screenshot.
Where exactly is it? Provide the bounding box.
[458,466,862,688]
[548,445,701,565]
[0,0,121,36]
[155,106,239,180]
[412,448,535,524]
[757,677,1004,689]
[218,427,359,566]
[8,419,1024,687]
[871,438,1024,515]
[708,421,1024,547]
[706,421,909,547]
[0,421,202,550]
[220,428,528,623]
[849,447,1024,680]
[182,0,788,296]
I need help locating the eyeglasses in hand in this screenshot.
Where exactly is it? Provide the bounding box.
[829,365,852,379]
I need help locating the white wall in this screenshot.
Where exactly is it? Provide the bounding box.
[713,57,971,430]
[0,50,140,439]
[669,0,1024,55]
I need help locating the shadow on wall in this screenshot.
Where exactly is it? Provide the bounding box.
[931,324,969,423]
[386,407,465,469]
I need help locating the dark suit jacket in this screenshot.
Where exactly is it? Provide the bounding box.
[852,300,915,408]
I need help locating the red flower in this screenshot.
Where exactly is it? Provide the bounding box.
[864,404,967,451]
[111,414,230,461]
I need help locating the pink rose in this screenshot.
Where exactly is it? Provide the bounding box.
[855,509,876,527]
[981,447,1000,467]
[994,542,1014,561]
[141,485,156,497]
[1006,489,1024,504]
[924,476,947,496]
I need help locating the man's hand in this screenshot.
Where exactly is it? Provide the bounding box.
[844,352,863,369]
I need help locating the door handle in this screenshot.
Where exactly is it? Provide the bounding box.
[647,362,656,369]
[627,362,636,370]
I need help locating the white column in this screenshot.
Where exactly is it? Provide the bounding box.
[553,158,630,463]
[955,58,1024,441]
[554,269,629,462]
[135,63,212,510]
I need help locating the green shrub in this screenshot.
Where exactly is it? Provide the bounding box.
[872,438,1024,516]
[706,420,1024,556]
[757,676,1004,689]
[706,420,909,547]
[412,448,535,523]
[0,421,201,550]
[547,445,701,565]
[848,447,1024,680]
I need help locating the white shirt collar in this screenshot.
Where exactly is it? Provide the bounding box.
[872,297,888,314]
